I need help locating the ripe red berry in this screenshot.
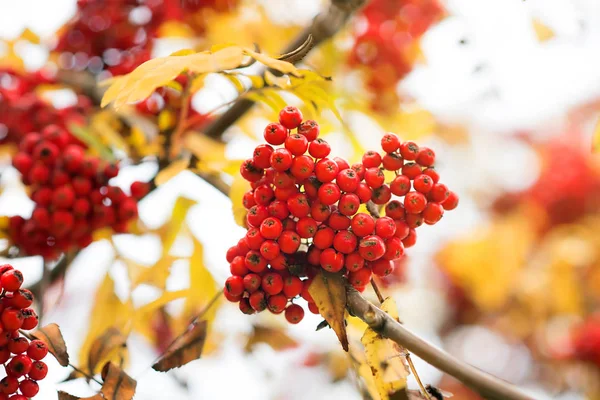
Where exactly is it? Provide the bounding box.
[385,200,405,220]
[268,294,288,314]
[313,226,335,249]
[270,149,293,172]
[404,192,427,214]
[338,193,360,216]
[422,202,444,224]
[284,304,305,324]
[442,191,459,210]
[423,167,440,183]
[298,120,319,141]
[278,230,301,254]
[240,159,264,182]
[371,185,392,205]
[349,268,372,287]
[253,144,274,169]
[381,133,400,153]
[345,252,365,272]
[355,183,372,203]
[362,151,382,168]
[413,174,434,193]
[285,134,308,156]
[1,270,23,292]
[0,376,18,394]
[19,379,39,397]
[262,272,284,295]
[130,181,150,199]
[247,205,269,227]
[260,240,280,260]
[310,201,331,222]
[315,158,339,183]
[382,153,404,171]
[282,275,303,298]
[402,229,417,248]
[400,141,419,160]
[296,217,318,238]
[308,138,331,158]
[230,256,249,276]
[245,251,268,273]
[319,248,344,272]
[28,361,48,380]
[359,235,386,261]
[264,123,287,145]
[394,220,410,240]
[225,276,244,297]
[20,309,38,330]
[429,183,450,203]
[371,258,394,276]
[260,217,283,239]
[364,168,385,189]
[327,211,351,230]
[243,273,262,293]
[290,155,314,180]
[317,182,341,205]
[401,163,422,180]
[351,213,375,237]
[7,354,32,377]
[249,290,267,312]
[279,106,303,129]
[336,169,359,192]
[287,193,310,218]
[26,340,48,361]
[52,185,76,209]
[375,217,396,238]
[405,213,424,229]
[384,237,405,260]
[333,230,358,254]
[416,147,435,167]
[12,153,33,176]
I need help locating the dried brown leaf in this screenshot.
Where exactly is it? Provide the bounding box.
[308,270,349,351]
[31,323,69,367]
[244,325,299,353]
[100,362,137,400]
[152,320,207,372]
[277,34,314,64]
[87,327,127,376]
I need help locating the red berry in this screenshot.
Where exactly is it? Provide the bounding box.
[270,149,293,171]
[385,200,405,220]
[249,290,267,312]
[416,147,435,167]
[247,205,269,227]
[33,141,59,165]
[308,138,331,158]
[298,120,319,141]
[402,229,417,248]
[422,202,444,224]
[253,144,274,169]
[7,355,32,377]
[290,155,314,180]
[338,193,360,216]
[423,167,440,183]
[260,240,280,260]
[26,340,48,361]
[285,134,308,156]
[336,169,360,192]
[20,309,38,330]
[351,213,375,237]
[394,220,410,240]
[267,293,287,314]
[384,237,405,260]
[327,211,351,230]
[364,168,385,188]
[8,338,28,355]
[272,171,295,189]
[333,157,350,171]
[279,106,303,129]
[28,361,47,380]
[362,151,382,168]
[104,163,120,179]
[239,299,255,315]
[1,270,23,292]
[260,217,283,240]
[371,185,392,205]
[381,133,401,153]
[371,259,394,276]
[245,251,268,273]
[262,272,284,295]
[285,304,305,324]
[401,163,422,180]
[382,153,404,171]
[130,181,150,199]
[313,226,335,249]
[243,273,262,293]
[400,141,419,160]
[0,376,18,394]
[375,217,396,239]
[287,193,310,218]
[12,153,33,176]
[442,191,459,210]
[230,256,249,276]
[355,183,372,203]
[359,235,386,261]
[413,174,434,193]
[296,217,318,238]
[405,213,423,229]
[429,183,450,203]
[333,230,357,254]
[404,192,427,214]
[240,159,264,182]
[264,123,287,145]
[345,252,365,272]
[225,276,244,297]
[278,230,301,254]
[52,185,76,209]
[315,158,339,183]
[349,268,372,287]
[310,201,331,222]
[28,163,50,185]
[318,182,341,205]
[319,248,344,272]
[19,379,39,397]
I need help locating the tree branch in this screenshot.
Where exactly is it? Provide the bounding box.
[202,0,367,140]
[345,286,533,400]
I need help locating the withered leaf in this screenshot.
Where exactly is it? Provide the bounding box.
[244,325,299,353]
[277,34,314,64]
[31,323,69,367]
[152,320,207,372]
[100,362,137,400]
[308,270,349,351]
[87,327,127,376]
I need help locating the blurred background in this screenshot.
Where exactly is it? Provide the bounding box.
[1,0,600,399]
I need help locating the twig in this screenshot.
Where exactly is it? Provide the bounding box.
[69,363,103,386]
[366,201,381,219]
[345,286,533,400]
[202,0,367,140]
[370,278,385,304]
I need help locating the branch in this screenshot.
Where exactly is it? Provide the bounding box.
[202,0,367,140]
[345,286,533,400]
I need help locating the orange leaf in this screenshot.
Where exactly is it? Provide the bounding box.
[31,323,69,367]
[100,362,137,400]
[152,320,208,372]
[309,270,349,351]
[244,324,299,353]
[87,327,127,376]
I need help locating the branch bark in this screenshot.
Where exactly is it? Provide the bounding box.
[202,0,367,140]
[345,286,533,400]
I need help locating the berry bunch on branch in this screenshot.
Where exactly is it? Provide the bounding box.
[0,264,48,399]
[10,125,149,260]
[224,106,458,323]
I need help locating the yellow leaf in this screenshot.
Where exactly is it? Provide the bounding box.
[533,18,555,42]
[137,289,190,315]
[184,238,219,320]
[229,172,251,228]
[152,320,208,371]
[244,324,299,352]
[395,106,436,140]
[223,73,246,93]
[89,111,129,152]
[247,75,265,89]
[183,134,226,165]
[92,227,113,242]
[264,71,291,89]
[68,123,115,161]
[309,270,349,351]
[361,298,409,400]
[157,196,196,254]
[158,22,196,38]
[79,273,133,372]
[101,46,245,108]
[31,324,70,367]
[154,158,190,186]
[87,327,127,376]
[158,109,177,131]
[592,117,600,153]
[126,255,177,289]
[243,48,302,77]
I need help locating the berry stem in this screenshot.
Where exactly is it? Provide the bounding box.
[345,286,533,400]
[366,200,381,219]
[369,278,384,304]
[69,363,103,386]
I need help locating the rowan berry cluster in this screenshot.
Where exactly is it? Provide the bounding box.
[0,69,91,146]
[349,0,444,113]
[224,106,458,324]
[0,264,48,399]
[9,125,149,259]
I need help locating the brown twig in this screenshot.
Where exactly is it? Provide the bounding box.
[69,363,103,386]
[366,201,381,219]
[370,278,385,304]
[345,286,533,400]
[201,0,367,140]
